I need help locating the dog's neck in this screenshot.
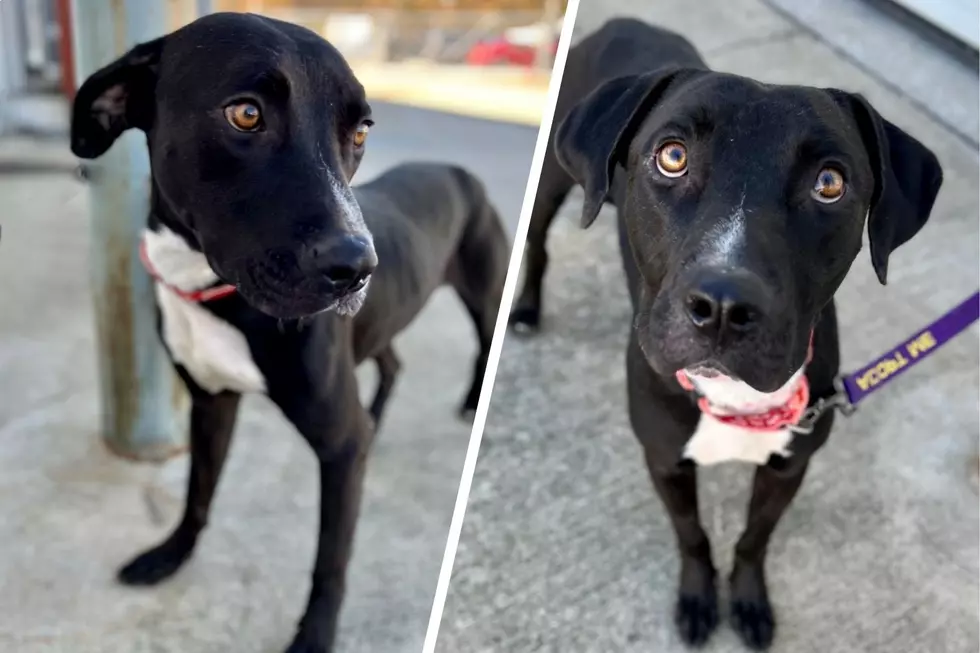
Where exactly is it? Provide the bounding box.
[142,180,225,292]
[147,177,206,246]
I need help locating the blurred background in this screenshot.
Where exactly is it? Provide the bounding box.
[0,0,565,132]
[0,1,563,652]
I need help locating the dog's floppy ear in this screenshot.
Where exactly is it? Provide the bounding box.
[554,68,693,228]
[71,37,166,159]
[834,92,943,285]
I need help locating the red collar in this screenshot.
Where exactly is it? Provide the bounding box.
[675,333,814,432]
[138,239,237,303]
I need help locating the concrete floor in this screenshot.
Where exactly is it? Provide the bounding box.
[437,1,980,652]
[0,102,537,652]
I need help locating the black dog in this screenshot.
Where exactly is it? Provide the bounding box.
[71,12,508,652]
[511,18,941,650]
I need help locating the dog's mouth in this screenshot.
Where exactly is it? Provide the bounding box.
[683,360,733,380]
[239,263,372,319]
[639,321,799,392]
[679,354,798,393]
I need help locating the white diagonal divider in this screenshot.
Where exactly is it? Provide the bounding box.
[419,0,583,649]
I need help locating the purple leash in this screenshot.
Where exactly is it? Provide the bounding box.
[789,291,980,434]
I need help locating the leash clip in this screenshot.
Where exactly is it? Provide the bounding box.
[788,376,855,435]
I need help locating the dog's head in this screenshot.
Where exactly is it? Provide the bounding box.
[555,68,942,392]
[71,12,377,319]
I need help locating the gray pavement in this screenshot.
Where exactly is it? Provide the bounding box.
[0,102,536,652]
[437,1,980,652]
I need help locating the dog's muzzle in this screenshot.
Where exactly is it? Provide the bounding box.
[235,234,378,319]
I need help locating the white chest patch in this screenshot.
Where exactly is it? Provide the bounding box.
[144,227,267,395]
[682,369,804,466]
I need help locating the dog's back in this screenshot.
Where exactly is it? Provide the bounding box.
[352,163,507,371]
[555,19,707,141]
[356,163,474,285]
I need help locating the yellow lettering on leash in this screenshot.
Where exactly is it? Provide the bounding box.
[905,330,937,359]
[855,352,909,391]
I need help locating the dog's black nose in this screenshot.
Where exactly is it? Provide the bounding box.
[684,271,770,334]
[309,235,378,293]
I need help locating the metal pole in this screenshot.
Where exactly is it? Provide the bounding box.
[23,0,47,74]
[0,0,29,135]
[0,0,27,91]
[71,0,188,461]
[0,2,9,136]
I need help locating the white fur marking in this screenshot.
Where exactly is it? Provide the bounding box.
[142,226,219,291]
[709,195,746,261]
[144,227,267,394]
[682,368,804,466]
[156,285,267,394]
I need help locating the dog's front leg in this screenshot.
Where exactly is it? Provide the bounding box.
[644,455,719,647]
[119,388,241,585]
[290,430,369,653]
[627,338,717,647]
[277,367,373,653]
[729,459,810,651]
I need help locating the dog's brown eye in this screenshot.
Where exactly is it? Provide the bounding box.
[656,141,688,177]
[353,124,369,147]
[812,167,845,203]
[225,102,262,132]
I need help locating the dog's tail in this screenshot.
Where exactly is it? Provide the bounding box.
[445,166,510,415]
[448,166,510,308]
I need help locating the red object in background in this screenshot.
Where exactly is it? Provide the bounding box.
[466,37,559,67]
[56,0,76,100]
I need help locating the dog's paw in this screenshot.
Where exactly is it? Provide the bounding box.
[117,539,193,586]
[284,642,328,653]
[674,590,719,647]
[730,597,775,650]
[458,387,481,422]
[729,563,775,650]
[284,632,331,653]
[508,304,541,335]
[673,557,718,647]
[457,405,478,422]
